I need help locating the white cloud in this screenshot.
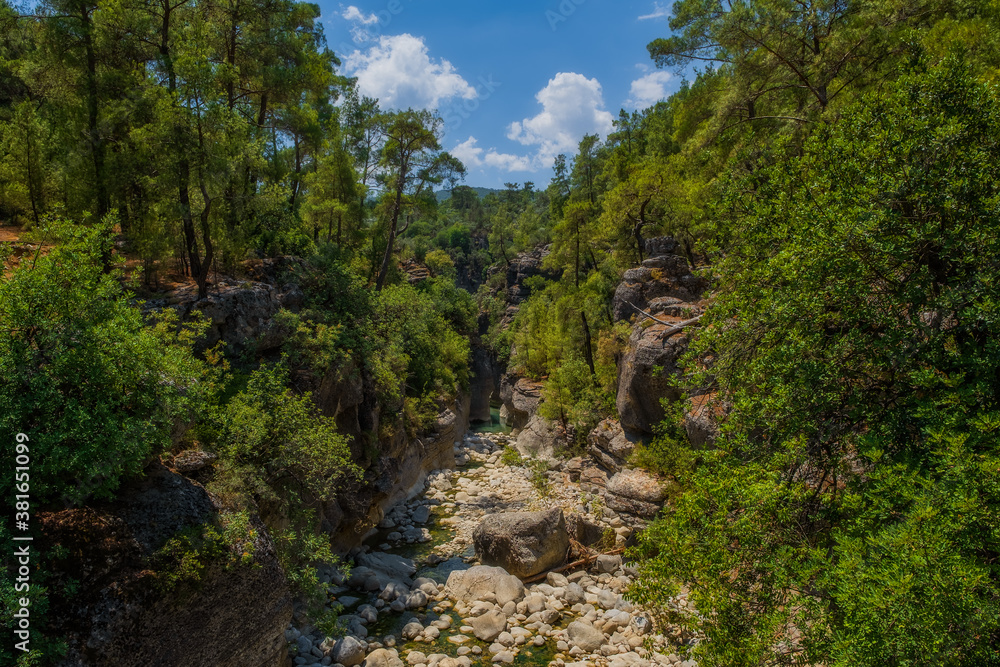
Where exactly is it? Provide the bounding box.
[638,2,671,20]
[627,70,673,109]
[342,5,379,25]
[451,137,535,173]
[506,72,615,165]
[344,34,477,110]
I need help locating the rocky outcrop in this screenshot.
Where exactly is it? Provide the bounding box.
[330,394,472,549]
[605,469,666,518]
[503,245,560,306]
[473,509,570,578]
[499,375,543,430]
[616,322,689,435]
[39,464,291,667]
[515,414,565,460]
[587,419,637,472]
[149,277,302,356]
[614,237,708,437]
[612,238,705,323]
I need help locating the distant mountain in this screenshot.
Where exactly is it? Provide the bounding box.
[435,186,503,202]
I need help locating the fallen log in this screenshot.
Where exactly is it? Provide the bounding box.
[520,547,626,585]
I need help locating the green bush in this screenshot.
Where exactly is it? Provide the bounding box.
[0,217,211,505]
[630,61,1000,667]
[208,363,360,508]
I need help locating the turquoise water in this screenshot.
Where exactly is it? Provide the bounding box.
[471,404,512,435]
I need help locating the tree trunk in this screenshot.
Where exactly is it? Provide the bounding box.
[581,312,596,379]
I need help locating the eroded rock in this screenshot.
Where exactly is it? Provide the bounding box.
[473,509,569,578]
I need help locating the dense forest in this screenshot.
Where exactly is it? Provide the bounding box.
[2,0,1000,665]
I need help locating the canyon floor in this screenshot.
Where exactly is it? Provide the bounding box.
[285,431,700,667]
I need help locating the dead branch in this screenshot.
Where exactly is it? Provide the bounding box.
[628,301,703,337]
[520,547,626,585]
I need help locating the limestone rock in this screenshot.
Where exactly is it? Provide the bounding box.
[364,648,404,667]
[333,636,366,667]
[37,463,292,667]
[471,610,508,642]
[587,420,637,472]
[566,620,605,653]
[473,509,570,578]
[616,322,688,435]
[611,237,704,323]
[606,470,666,504]
[170,449,218,473]
[515,414,564,461]
[446,565,525,606]
[499,376,543,430]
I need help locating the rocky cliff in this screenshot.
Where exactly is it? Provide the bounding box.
[40,464,292,667]
[614,238,707,438]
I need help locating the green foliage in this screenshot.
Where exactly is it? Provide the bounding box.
[630,61,1000,667]
[152,509,259,595]
[209,362,360,507]
[500,446,525,467]
[0,217,210,505]
[370,282,471,404]
[272,516,342,613]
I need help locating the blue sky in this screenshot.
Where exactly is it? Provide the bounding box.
[315,1,681,188]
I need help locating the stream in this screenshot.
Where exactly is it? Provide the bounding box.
[285,431,700,667]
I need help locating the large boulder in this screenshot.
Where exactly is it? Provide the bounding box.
[617,322,689,435]
[605,469,666,518]
[446,565,525,605]
[516,414,564,460]
[499,376,543,430]
[587,419,637,472]
[356,552,417,589]
[473,509,570,578]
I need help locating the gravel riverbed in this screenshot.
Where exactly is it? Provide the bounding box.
[286,431,700,667]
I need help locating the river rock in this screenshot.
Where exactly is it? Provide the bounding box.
[364,648,404,667]
[358,552,417,588]
[446,565,525,606]
[471,610,508,642]
[566,620,605,652]
[473,509,569,578]
[402,621,424,640]
[596,554,623,574]
[412,505,431,524]
[333,636,366,667]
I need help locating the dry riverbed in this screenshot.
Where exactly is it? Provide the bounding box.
[285,432,700,667]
